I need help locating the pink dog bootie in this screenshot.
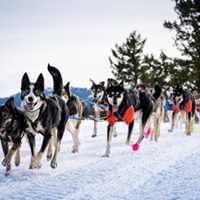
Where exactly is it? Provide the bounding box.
[146,127,151,136]
[132,143,139,151]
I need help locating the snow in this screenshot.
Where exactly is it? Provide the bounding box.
[0,120,200,200]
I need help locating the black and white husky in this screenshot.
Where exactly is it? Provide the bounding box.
[90,79,108,137]
[90,79,117,138]
[21,64,69,169]
[103,80,160,156]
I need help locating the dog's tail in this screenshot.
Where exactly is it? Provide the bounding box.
[153,84,162,100]
[47,63,63,96]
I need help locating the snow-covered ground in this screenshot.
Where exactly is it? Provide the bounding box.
[0,120,200,200]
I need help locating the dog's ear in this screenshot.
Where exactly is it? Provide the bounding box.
[35,73,44,91]
[140,84,146,90]
[118,80,124,87]
[64,82,70,92]
[64,82,71,97]
[99,81,105,87]
[107,78,114,88]
[89,79,96,86]
[5,97,15,109]
[21,73,30,90]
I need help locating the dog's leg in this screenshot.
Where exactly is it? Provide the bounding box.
[103,124,114,157]
[15,148,20,167]
[66,119,80,153]
[51,119,66,168]
[92,108,100,137]
[2,143,20,167]
[26,133,36,169]
[186,112,192,135]
[47,128,57,160]
[113,124,117,137]
[168,112,178,132]
[72,128,80,153]
[75,104,83,130]
[134,113,149,150]
[150,114,155,141]
[126,120,134,145]
[1,141,11,176]
[154,117,159,142]
[33,131,51,169]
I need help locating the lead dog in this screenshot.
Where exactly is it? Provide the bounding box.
[0,97,27,175]
[21,64,69,169]
[90,79,118,138]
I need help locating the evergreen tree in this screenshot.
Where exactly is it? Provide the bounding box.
[109,31,147,86]
[142,52,173,87]
[164,0,200,91]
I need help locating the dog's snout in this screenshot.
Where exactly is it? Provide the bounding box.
[113,97,118,105]
[28,96,34,102]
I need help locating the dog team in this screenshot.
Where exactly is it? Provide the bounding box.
[0,64,198,175]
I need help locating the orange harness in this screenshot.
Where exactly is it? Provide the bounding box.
[107,105,134,125]
[184,100,192,113]
[172,104,180,113]
[172,100,192,113]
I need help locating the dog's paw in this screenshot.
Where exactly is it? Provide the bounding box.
[29,160,42,169]
[132,143,140,151]
[50,160,57,169]
[168,129,173,132]
[91,134,97,138]
[102,154,109,158]
[4,163,11,176]
[15,157,20,167]
[2,157,10,167]
[47,153,52,161]
[72,149,79,153]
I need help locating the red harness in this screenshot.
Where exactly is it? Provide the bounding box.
[172,104,180,113]
[184,100,192,113]
[172,100,192,113]
[107,105,134,125]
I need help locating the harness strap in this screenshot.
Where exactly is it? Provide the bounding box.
[107,105,134,125]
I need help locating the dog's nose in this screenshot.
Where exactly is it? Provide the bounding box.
[28,96,34,102]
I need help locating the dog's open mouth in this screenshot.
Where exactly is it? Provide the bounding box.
[112,105,119,113]
[0,127,6,134]
[25,101,38,111]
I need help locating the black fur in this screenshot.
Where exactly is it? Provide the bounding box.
[103,80,155,156]
[0,97,27,175]
[170,85,196,135]
[21,64,69,169]
[63,82,84,116]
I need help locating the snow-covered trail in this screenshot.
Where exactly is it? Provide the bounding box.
[0,121,200,200]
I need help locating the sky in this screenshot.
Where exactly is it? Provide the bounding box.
[0,0,179,97]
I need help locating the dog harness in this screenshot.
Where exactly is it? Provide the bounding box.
[172,104,180,113]
[184,100,192,113]
[107,105,134,125]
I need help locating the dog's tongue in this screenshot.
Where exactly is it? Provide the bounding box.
[25,103,35,110]
[112,105,119,113]
[0,128,5,133]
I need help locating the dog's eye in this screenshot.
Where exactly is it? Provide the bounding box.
[24,89,29,94]
[2,112,8,119]
[108,94,112,97]
[34,90,40,95]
